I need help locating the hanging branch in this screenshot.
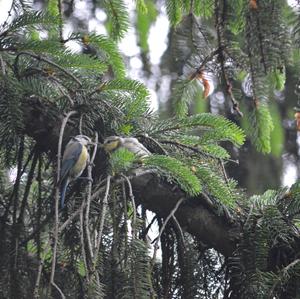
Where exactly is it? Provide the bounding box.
[2,145,36,223]
[79,114,83,135]
[17,147,39,224]
[0,54,6,75]
[32,154,45,298]
[172,215,185,248]
[122,181,129,265]
[50,110,77,296]
[57,0,64,43]
[214,0,243,117]
[33,238,52,299]
[121,174,137,239]
[151,197,186,266]
[84,132,98,265]
[245,13,260,108]
[36,155,43,263]
[11,147,39,290]
[251,3,268,74]
[9,136,25,298]
[80,205,90,282]
[12,137,25,227]
[94,175,111,259]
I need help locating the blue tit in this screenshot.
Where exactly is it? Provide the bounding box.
[103,136,151,158]
[59,135,91,208]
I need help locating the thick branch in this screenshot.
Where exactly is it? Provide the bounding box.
[132,174,239,256]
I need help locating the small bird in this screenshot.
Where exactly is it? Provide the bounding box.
[59,135,91,208]
[103,136,151,158]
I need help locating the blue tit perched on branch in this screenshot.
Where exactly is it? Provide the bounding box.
[59,135,91,208]
[103,136,151,158]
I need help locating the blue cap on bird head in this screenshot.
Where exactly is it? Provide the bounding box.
[72,135,91,145]
[103,136,122,152]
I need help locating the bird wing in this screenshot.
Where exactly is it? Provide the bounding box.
[126,138,151,157]
[59,142,83,183]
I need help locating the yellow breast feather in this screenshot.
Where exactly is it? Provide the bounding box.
[70,145,88,178]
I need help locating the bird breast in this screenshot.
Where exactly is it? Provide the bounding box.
[70,145,89,179]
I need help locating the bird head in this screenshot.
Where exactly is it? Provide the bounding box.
[72,135,91,145]
[103,136,122,152]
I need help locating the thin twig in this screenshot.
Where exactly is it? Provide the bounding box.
[0,54,6,75]
[141,215,157,240]
[17,148,39,224]
[2,140,33,225]
[54,81,74,106]
[52,282,66,299]
[94,175,111,259]
[50,110,77,293]
[122,181,129,264]
[0,0,14,34]
[10,137,25,296]
[91,170,156,203]
[84,132,98,262]
[254,9,267,74]
[160,140,239,164]
[57,0,64,43]
[79,114,83,135]
[189,47,221,80]
[58,206,81,232]
[201,192,214,208]
[218,158,229,184]
[33,155,43,297]
[151,197,186,265]
[80,204,90,281]
[33,239,51,298]
[214,0,243,117]
[121,175,137,239]
[172,215,185,248]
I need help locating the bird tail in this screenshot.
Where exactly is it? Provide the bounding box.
[60,178,69,208]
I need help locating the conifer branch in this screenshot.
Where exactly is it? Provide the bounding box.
[214,0,243,117]
[14,51,82,86]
